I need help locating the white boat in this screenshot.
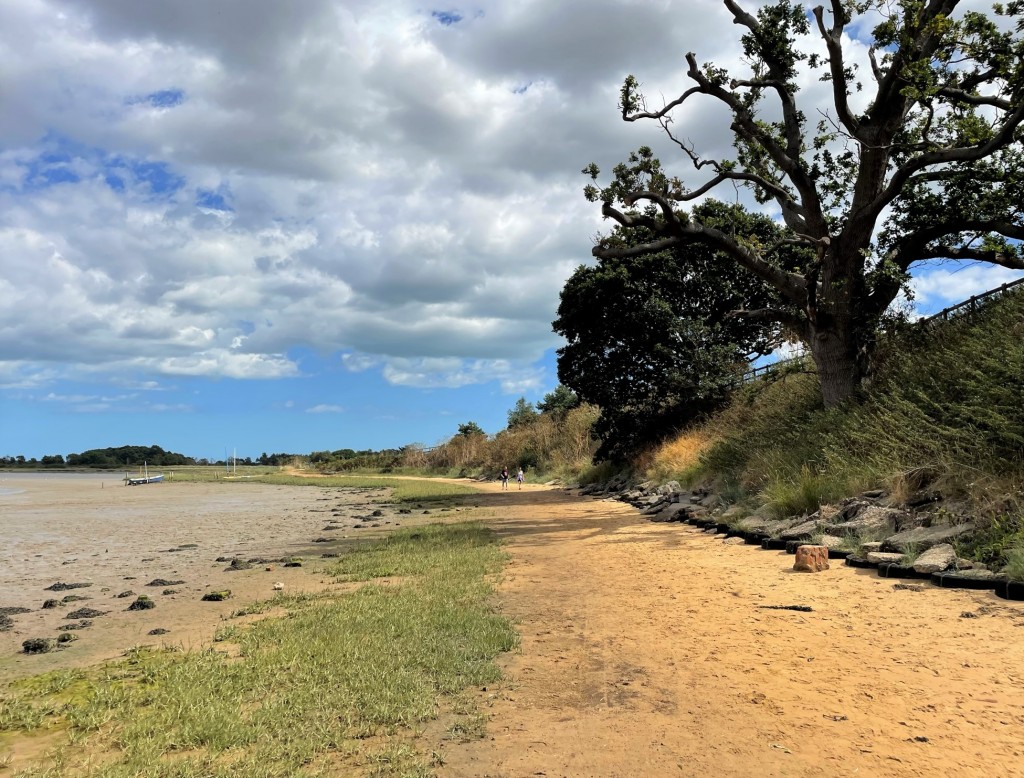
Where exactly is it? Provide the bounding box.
[125,462,164,486]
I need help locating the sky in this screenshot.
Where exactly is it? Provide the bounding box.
[1,0,1021,461]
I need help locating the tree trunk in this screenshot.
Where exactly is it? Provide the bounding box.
[808,321,860,407]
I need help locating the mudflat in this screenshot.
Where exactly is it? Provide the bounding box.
[0,472,399,679]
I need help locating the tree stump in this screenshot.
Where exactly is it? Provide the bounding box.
[794,545,829,573]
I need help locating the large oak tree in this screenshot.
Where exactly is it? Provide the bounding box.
[587,0,1024,406]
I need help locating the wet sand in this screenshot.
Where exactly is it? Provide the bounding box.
[0,473,405,679]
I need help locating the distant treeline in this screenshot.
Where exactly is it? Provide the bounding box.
[0,447,308,469]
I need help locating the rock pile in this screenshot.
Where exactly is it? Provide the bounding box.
[576,475,1008,589]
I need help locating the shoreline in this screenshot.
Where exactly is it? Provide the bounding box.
[0,474,428,680]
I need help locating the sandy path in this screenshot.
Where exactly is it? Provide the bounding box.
[437,484,1024,778]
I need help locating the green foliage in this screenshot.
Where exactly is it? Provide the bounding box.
[536,385,580,418]
[506,397,539,429]
[760,466,852,519]
[1001,544,1024,582]
[554,200,797,460]
[682,289,1024,531]
[457,421,486,437]
[64,445,195,468]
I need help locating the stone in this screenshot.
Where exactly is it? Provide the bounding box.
[641,497,670,515]
[819,534,845,549]
[912,544,958,574]
[943,568,999,580]
[881,523,975,553]
[652,503,689,522]
[827,506,906,536]
[700,493,723,509]
[22,638,55,654]
[719,505,747,522]
[44,582,93,592]
[66,607,106,619]
[816,504,842,523]
[201,590,232,602]
[866,551,905,565]
[906,489,943,507]
[779,519,820,541]
[736,515,770,533]
[794,545,830,572]
[685,506,710,522]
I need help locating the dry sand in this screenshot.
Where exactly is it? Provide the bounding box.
[4,474,1024,777]
[432,482,1024,778]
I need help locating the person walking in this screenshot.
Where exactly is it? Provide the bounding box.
[516,467,524,489]
[500,466,509,491]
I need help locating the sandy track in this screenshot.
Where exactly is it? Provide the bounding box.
[438,483,1024,778]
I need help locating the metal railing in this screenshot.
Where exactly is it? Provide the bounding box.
[730,276,1024,388]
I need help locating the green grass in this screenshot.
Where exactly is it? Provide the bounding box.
[650,291,1024,547]
[1002,544,1024,582]
[253,475,480,503]
[0,523,516,777]
[168,470,481,504]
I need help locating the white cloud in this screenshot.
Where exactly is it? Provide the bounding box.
[307,404,345,414]
[0,0,1013,400]
[911,265,1024,309]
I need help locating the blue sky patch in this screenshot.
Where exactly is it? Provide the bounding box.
[431,10,462,25]
[196,186,233,212]
[106,157,185,198]
[126,88,186,109]
[146,89,185,108]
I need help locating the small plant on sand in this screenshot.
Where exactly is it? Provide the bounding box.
[899,543,924,567]
[1002,543,1024,582]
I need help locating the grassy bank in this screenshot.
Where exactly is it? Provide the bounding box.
[168,470,481,503]
[642,289,1024,566]
[0,523,516,777]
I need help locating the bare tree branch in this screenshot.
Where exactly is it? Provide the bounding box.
[914,246,1024,268]
[813,3,862,139]
[935,85,1012,110]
